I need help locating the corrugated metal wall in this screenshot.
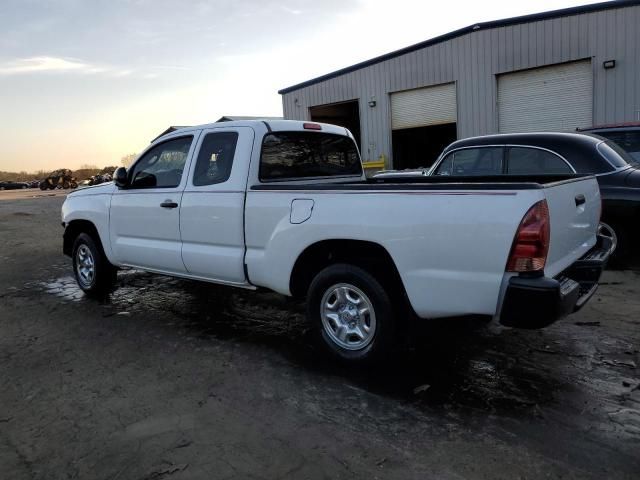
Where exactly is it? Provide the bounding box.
[281,4,640,166]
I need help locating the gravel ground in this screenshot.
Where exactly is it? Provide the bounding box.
[0,195,639,480]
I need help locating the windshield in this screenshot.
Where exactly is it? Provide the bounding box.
[597,140,638,169]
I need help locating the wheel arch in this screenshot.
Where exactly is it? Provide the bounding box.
[63,219,105,258]
[289,239,408,302]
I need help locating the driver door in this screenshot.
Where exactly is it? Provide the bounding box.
[109,134,199,273]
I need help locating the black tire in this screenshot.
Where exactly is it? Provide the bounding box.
[604,221,630,269]
[72,233,117,296]
[306,263,396,363]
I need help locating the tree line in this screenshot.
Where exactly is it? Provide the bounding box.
[0,153,138,182]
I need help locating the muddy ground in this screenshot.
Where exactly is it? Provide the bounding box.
[0,195,639,480]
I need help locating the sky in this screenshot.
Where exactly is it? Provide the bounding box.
[0,0,606,172]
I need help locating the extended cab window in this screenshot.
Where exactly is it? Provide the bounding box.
[507,147,573,174]
[129,136,192,188]
[433,147,503,176]
[260,132,361,181]
[192,132,238,186]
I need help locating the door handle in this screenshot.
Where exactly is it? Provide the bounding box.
[160,200,178,209]
[575,194,586,207]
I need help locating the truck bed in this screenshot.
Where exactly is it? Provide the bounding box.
[251,174,593,191]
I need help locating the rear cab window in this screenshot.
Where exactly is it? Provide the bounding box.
[259,132,362,181]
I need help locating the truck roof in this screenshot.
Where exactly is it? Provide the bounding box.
[154,120,352,144]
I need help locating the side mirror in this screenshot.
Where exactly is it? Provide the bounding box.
[114,167,128,188]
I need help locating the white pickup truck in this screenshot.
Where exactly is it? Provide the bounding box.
[62,120,613,362]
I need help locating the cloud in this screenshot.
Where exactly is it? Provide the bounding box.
[280,6,302,15]
[0,56,90,74]
[0,56,132,77]
[113,69,133,77]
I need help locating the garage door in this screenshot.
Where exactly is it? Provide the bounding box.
[391,83,457,130]
[498,60,592,133]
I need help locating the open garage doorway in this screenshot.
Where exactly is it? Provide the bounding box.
[392,123,457,170]
[309,100,361,150]
[390,82,458,170]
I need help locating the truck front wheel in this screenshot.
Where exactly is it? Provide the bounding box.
[72,233,116,296]
[307,263,395,363]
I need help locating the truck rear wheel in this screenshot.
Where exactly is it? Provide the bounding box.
[602,220,629,268]
[307,263,395,363]
[72,233,116,296]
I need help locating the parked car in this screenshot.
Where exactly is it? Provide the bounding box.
[0,181,28,190]
[61,120,612,363]
[416,132,636,265]
[579,123,640,163]
[28,180,40,188]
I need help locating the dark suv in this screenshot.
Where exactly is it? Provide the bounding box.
[579,123,640,163]
[427,132,639,266]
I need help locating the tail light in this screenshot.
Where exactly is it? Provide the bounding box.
[303,122,322,130]
[506,200,550,273]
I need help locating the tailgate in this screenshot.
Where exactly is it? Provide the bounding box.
[543,176,601,278]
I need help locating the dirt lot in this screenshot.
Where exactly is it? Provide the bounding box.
[0,188,68,201]
[1,194,639,480]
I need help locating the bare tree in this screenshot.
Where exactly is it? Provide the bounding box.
[121,153,138,167]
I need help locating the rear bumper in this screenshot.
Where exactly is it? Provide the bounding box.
[499,232,615,329]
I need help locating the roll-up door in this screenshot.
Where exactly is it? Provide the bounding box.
[498,60,593,133]
[391,82,457,130]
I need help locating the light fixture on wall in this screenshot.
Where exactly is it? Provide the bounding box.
[368,97,377,108]
[603,59,616,69]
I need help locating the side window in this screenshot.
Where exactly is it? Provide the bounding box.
[507,147,573,174]
[433,147,503,176]
[129,136,192,188]
[192,132,239,186]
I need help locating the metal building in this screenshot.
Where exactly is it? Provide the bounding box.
[279,0,640,171]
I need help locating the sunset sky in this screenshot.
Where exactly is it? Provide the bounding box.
[1,0,603,172]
